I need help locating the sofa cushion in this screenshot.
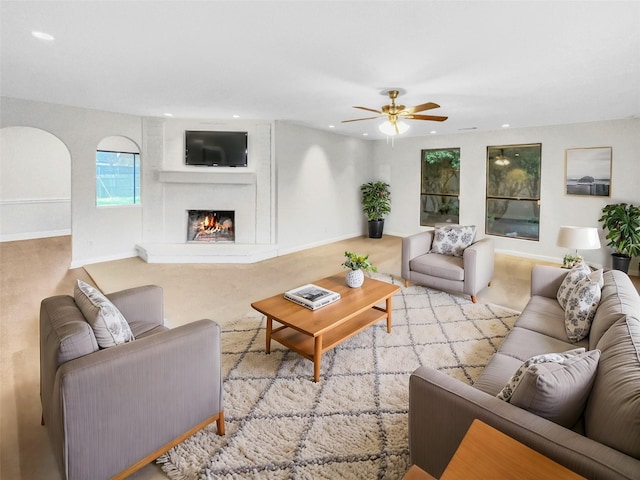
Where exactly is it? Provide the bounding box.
[409,253,464,281]
[74,280,135,348]
[556,262,591,310]
[496,326,587,363]
[473,352,525,396]
[564,269,603,342]
[509,349,600,428]
[430,224,476,257]
[589,270,640,350]
[514,296,568,342]
[585,315,640,459]
[496,348,585,401]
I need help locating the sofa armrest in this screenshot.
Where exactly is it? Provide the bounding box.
[54,319,222,480]
[402,231,434,280]
[106,285,164,333]
[531,265,569,298]
[409,366,639,480]
[462,237,494,295]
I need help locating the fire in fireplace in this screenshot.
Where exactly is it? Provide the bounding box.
[187,210,235,243]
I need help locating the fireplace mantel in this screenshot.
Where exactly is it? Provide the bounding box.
[157,170,256,185]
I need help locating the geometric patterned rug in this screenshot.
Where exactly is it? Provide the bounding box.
[156,273,520,479]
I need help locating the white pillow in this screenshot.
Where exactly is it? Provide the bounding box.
[565,269,603,342]
[556,262,591,310]
[74,280,134,348]
[430,225,476,257]
[496,348,585,402]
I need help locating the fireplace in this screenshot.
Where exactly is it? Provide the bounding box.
[187,210,235,243]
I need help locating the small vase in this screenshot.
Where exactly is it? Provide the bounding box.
[345,269,365,288]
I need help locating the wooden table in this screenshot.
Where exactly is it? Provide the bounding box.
[251,274,400,382]
[404,419,586,480]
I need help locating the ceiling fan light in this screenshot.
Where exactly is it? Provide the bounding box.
[378,119,409,136]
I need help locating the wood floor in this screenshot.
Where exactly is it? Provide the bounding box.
[1,235,638,479]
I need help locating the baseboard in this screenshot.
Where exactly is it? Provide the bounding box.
[0,229,70,243]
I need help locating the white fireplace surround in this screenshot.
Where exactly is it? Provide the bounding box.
[135,119,277,263]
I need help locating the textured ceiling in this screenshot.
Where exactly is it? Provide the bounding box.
[2,1,639,139]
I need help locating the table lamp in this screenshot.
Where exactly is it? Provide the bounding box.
[557,226,601,268]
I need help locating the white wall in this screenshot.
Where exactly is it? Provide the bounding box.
[0,126,71,241]
[0,97,143,267]
[274,122,373,253]
[140,117,274,246]
[376,118,640,274]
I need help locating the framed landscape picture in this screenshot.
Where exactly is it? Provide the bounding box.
[565,147,612,197]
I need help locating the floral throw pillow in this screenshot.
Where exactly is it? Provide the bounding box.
[556,261,591,310]
[430,225,476,257]
[74,280,135,348]
[496,348,585,402]
[565,269,603,342]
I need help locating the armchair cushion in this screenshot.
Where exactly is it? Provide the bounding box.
[74,280,135,348]
[410,253,464,281]
[430,224,476,257]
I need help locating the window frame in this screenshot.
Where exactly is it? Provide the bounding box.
[95,149,141,207]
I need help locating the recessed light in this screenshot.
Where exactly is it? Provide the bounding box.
[232,114,240,118]
[32,31,55,41]
[502,123,510,128]
[430,130,437,134]
[163,113,173,117]
[362,133,368,136]
[328,125,335,129]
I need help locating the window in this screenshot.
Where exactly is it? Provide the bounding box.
[96,150,140,206]
[420,148,460,226]
[486,144,541,240]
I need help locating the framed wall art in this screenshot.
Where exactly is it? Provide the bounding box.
[565,147,612,197]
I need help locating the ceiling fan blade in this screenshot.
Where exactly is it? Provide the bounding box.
[405,114,448,122]
[401,102,440,114]
[341,116,381,123]
[353,106,383,114]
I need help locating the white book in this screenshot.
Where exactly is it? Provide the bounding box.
[284,284,341,310]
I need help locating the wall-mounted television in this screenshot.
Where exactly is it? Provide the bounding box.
[185,131,248,167]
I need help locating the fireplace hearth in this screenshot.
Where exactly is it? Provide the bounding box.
[187,210,235,243]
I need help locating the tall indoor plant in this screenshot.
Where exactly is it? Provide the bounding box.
[360,181,391,238]
[598,202,640,273]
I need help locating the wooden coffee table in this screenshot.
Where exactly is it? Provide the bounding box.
[251,274,400,382]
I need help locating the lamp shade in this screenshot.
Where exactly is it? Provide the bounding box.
[557,226,601,250]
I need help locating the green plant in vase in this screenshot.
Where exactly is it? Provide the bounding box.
[342,251,377,288]
[599,202,640,273]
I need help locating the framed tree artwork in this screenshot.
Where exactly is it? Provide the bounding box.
[565,147,612,197]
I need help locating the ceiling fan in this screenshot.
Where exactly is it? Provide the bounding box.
[342,89,448,135]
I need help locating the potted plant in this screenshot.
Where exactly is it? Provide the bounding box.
[598,202,640,273]
[342,251,377,288]
[360,181,391,238]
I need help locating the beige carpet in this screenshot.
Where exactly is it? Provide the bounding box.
[153,273,519,479]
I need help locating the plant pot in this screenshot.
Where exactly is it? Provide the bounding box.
[611,253,631,273]
[368,219,384,239]
[345,269,365,288]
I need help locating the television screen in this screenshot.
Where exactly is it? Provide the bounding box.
[185,131,248,167]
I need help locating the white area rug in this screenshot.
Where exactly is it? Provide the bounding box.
[156,273,519,479]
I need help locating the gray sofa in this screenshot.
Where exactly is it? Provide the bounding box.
[409,265,640,480]
[40,284,224,480]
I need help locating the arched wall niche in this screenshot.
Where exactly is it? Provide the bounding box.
[0,126,72,241]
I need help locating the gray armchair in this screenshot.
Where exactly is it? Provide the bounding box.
[401,230,494,303]
[40,284,224,480]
